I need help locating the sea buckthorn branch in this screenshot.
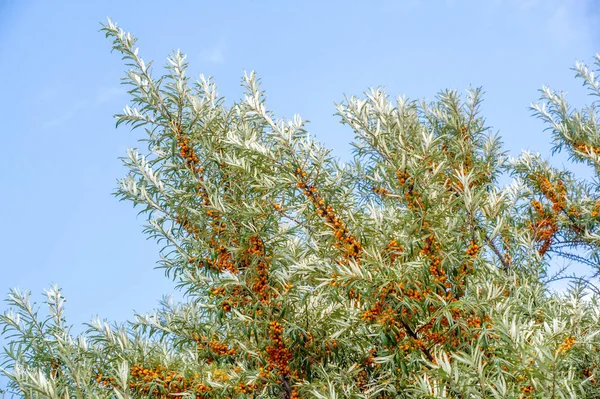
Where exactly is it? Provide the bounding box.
[398,317,435,363]
[192,334,237,364]
[245,235,272,304]
[539,174,586,236]
[356,213,485,366]
[103,20,179,130]
[537,175,567,214]
[293,167,362,262]
[90,337,216,396]
[359,279,440,364]
[263,321,299,399]
[272,201,303,226]
[395,170,423,211]
[484,233,512,270]
[168,117,249,279]
[95,345,262,398]
[385,239,404,265]
[512,156,596,271]
[128,364,211,397]
[336,91,469,228]
[372,134,494,285]
[169,112,296,376]
[11,21,600,399]
[412,237,483,350]
[528,199,559,256]
[532,77,600,170]
[208,235,274,313]
[386,233,484,355]
[463,200,513,270]
[527,171,587,256]
[419,234,452,296]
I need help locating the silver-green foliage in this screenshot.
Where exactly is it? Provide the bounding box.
[2,19,600,399]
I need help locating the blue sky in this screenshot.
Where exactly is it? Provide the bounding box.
[1,0,599,369]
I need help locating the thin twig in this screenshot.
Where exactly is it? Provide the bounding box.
[484,234,510,270]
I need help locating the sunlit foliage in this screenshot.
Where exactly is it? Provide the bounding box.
[3,19,600,399]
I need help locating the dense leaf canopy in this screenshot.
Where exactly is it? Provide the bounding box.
[3,19,600,399]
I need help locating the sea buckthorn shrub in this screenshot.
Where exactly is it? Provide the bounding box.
[3,19,600,399]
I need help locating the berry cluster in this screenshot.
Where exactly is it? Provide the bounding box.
[418,308,491,353]
[247,235,271,303]
[175,214,200,237]
[265,321,293,376]
[94,373,117,388]
[264,321,300,398]
[420,235,451,292]
[529,200,558,255]
[234,381,258,395]
[372,186,391,196]
[170,120,201,173]
[361,283,403,325]
[203,237,273,313]
[455,261,473,294]
[177,134,200,168]
[356,368,369,391]
[386,239,403,264]
[465,240,479,257]
[208,341,235,356]
[200,198,239,275]
[323,340,339,356]
[582,367,597,385]
[592,200,600,218]
[521,384,534,396]
[465,315,489,329]
[192,335,237,363]
[361,298,384,323]
[538,176,567,213]
[557,335,576,354]
[95,364,211,398]
[396,170,422,210]
[210,284,250,312]
[204,243,237,274]
[361,223,488,362]
[575,141,600,156]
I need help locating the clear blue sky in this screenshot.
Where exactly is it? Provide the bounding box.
[1,0,599,363]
